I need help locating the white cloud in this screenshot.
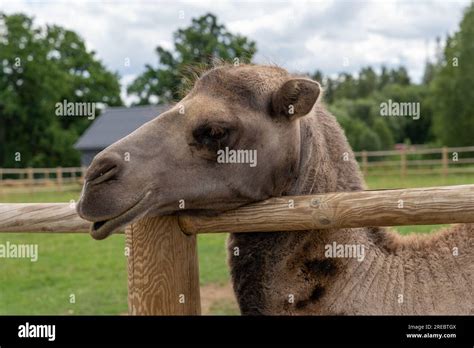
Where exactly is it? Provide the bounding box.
[2,0,471,105]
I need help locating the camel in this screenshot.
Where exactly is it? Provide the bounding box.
[77,63,474,315]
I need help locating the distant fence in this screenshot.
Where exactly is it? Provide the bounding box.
[1,146,474,189]
[1,184,474,315]
[0,166,85,189]
[355,146,474,177]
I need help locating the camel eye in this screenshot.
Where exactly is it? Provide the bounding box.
[193,124,230,148]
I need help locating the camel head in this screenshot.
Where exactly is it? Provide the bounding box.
[77,64,321,239]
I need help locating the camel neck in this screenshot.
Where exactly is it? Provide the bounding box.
[228,107,370,314]
[228,108,473,315]
[289,108,365,196]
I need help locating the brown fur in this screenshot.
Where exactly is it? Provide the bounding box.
[77,63,474,315]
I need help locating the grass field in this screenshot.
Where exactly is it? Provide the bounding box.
[0,173,473,315]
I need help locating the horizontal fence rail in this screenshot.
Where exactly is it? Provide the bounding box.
[0,166,86,189]
[0,203,90,232]
[179,185,474,234]
[2,184,474,316]
[1,146,474,188]
[354,146,474,177]
[1,185,474,234]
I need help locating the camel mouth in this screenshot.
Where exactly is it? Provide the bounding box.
[90,191,152,240]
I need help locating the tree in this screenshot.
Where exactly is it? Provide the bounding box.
[311,69,324,84]
[378,66,391,90]
[0,13,122,167]
[357,67,378,98]
[373,83,434,145]
[373,118,395,149]
[431,3,474,146]
[389,67,410,85]
[128,13,257,105]
[422,60,437,85]
[317,60,439,149]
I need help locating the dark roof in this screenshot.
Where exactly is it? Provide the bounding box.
[74,105,170,150]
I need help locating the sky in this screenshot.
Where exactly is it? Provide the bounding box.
[1,0,471,104]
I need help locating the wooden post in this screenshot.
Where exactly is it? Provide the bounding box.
[126,216,201,315]
[80,166,87,184]
[361,150,368,177]
[27,167,33,186]
[56,167,63,191]
[400,149,406,178]
[442,147,449,178]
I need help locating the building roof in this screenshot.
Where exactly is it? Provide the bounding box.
[74,105,170,150]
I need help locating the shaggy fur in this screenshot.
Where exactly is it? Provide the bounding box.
[78,63,474,315]
[227,74,474,315]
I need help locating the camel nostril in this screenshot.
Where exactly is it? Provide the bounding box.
[89,165,119,185]
[86,155,122,185]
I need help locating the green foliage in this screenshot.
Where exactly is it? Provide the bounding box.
[373,118,395,150]
[0,13,122,167]
[431,3,474,146]
[127,13,257,105]
[320,66,434,151]
[2,5,473,168]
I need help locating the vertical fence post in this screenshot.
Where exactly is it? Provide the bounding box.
[27,167,33,186]
[56,167,63,191]
[400,149,407,178]
[126,216,201,315]
[80,166,87,184]
[442,147,449,178]
[361,150,368,177]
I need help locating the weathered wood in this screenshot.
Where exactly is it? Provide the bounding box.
[0,203,91,233]
[361,150,368,176]
[442,147,449,178]
[56,167,63,191]
[179,185,474,234]
[27,167,33,186]
[127,216,201,315]
[1,185,474,234]
[400,149,407,178]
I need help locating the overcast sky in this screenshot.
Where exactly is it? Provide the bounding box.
[2,0,470,104]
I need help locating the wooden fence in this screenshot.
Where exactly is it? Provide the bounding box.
[1,146,474,189]
[1,184,474,315]
[0,166,86,189]
[355,145,474,177]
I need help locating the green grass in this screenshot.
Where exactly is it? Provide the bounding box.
[0,188,231,314]
[0,232,228,314]
[365,173,474,189]
[209,299,240,315]
[0,173,473,314]
[0,233,127,314]
[0,188,80,203]
[394,224,447,235]
[197,234,229,286]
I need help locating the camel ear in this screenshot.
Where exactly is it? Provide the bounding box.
[271,78,321,120]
